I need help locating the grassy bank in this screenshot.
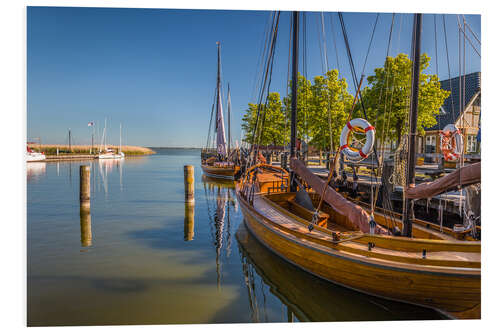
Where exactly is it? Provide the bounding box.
[28,144,156,156]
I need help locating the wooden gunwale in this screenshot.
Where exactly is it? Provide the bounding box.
[250,196,480,269]
[201,164,239,180]
[263,193,480,255]
[351,198,480,241]
[237,191,479,317]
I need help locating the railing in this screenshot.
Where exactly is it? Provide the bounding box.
[267,179,289,194]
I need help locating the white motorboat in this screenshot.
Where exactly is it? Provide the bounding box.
[26,146,46,162]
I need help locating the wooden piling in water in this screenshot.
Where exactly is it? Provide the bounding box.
[184,202,195,241]
[79,165,91,246]
[184,165,195,203]
[80,208,92,247]
[80,165,90,209]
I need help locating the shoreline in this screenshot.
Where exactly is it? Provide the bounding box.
[28,144,156,156]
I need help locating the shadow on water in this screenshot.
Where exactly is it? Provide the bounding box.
[229,223,444,322]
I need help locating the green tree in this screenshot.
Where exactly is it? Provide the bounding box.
[283,73,313,144]
[362,53,450,145]
[241,92,285,146]
[307,70,354,151]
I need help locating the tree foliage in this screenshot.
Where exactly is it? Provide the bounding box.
[241,92,285,146]
[307,70,353,151]
[361,53,450,144]
[241,53,450,152]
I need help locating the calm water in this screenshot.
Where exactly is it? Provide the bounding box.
[27,148,442,326]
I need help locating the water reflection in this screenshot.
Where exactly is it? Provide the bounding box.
[201,176,236,289]
[27,162,46,182]
[98,159,124,195]
[235,224,443,322]
[80,207,92,247]
[184,202,195,241]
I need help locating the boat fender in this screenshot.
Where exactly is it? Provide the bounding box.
[392,226,401,236]
[439,124,463,161]
[368,242,375,251]
[422,249,427,259]
[339,118,375,162]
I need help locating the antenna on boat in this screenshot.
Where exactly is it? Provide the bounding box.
[402,13,423,238]
[290,11,299,192]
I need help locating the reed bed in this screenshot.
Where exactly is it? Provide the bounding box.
[28,144,155,156]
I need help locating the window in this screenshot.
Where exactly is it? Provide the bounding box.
[467,135,477,153]
[425,135,436,153]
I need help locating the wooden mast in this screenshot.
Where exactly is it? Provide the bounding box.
[290,11,299,192]
[216,42,221,157]
[227,83,231,155]
[403,13,422,238]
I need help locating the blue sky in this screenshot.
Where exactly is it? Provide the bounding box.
[27,7,480,147]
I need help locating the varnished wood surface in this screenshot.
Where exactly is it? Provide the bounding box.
[236,189,480,319]
[201,164,240,180]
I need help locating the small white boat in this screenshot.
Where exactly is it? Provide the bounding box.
[26,146,46,162]
[98,120,125,160]
[98,148,125,159]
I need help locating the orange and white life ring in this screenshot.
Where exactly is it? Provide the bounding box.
[339,118,375,162]
[440,124,463,161]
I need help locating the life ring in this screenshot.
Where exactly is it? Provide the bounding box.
[339,118,375,162]
[439,124,463,161]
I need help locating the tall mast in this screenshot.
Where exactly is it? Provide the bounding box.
[215,41,227,157]
[227,83,231,154]
[403,13,422,238]
[217,41,221,129]
[290,11,299,192]
[119,123,122,153]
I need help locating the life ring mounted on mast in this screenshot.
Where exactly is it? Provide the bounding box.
[440,124,463,161]
[339,118,375,162]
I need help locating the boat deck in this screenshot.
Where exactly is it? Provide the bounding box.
[252,194,480,266]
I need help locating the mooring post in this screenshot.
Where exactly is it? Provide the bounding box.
[79,165,91,246]
[184,165,195,203]
[184,202,195,241]
[80,165,91,209]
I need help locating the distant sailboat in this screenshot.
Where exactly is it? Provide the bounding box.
[98,120,125,159]
[201,42,240,180]
[26,138,46,162]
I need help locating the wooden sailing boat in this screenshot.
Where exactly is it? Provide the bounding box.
[235,12,480,320]
[201,42,240,180]
[235,223,443,322]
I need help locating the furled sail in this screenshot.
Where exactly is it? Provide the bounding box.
[216,89,227,156]
[406,162,481,199]
[290,158,388,235]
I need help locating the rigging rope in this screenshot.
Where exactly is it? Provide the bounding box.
[338,12,381,169]
[320,12,334,155]
[442,14,455,120]
[302,12,309,159]
[456,16,481,58]
[249,11,280,164]
[310,76,364,228]
[205,95,216,150]
[361,13,380,77]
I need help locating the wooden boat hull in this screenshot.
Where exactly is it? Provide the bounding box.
[236,224,443,321]
[236,190,480,319]
[201,164,240,180]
